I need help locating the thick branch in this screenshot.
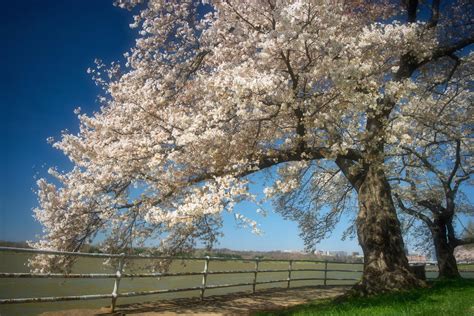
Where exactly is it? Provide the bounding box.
[404,0,419,23]
[417,199,445,215]
[432,37,474,60]
[455,237,474,246]
[446,220,458,246]
[280,50,298,89]
[395,193,432,225]
[447,139,461,187]
[427,0,441,28]
[396,36,474,84]
[335,157,365,192]
[117,147,362,210]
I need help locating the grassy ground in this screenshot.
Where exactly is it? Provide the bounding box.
[255,279,474,316]
[458,264,474,271]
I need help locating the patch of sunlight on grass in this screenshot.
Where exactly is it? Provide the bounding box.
[255,278,474,316]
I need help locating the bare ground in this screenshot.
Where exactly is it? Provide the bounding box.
[39,285,348,316]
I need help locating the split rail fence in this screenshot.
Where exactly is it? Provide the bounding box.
[0,246,361,311]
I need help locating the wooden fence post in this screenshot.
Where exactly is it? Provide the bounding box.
[111,253,125,312]
[287,260,293,289]
[253,258,259,294]
[201,256,210,301]
[323,261,328,286]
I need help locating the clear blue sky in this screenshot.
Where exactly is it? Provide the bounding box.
[0,0,361,253]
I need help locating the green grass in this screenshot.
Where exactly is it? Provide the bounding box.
[255,279,474,316]
[459,264,474,271]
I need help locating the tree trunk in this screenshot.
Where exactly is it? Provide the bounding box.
[432,220,461,278]
[353,163,426,295]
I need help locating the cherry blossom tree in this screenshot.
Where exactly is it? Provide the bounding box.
[32,0,473,294]
[385,32,473,278]
[392,140,473,278]
[390,137,473,279]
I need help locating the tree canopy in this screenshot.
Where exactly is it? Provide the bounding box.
[32,0,473,294]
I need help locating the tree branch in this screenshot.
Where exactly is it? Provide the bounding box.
[335,157,365,192]
[394,193,433,225]
[427,0,441,28]
[432,36,474,60]
[453,171,474,194]
[404,0,419,23]
[447,139,461,187]
[417,199,445,216]
[454,237,474,246]
[401,146,446,185]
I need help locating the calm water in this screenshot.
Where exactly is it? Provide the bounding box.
[0,253,361,316]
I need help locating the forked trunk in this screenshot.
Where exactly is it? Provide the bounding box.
[432,221,460,278]
[353,164,425,295]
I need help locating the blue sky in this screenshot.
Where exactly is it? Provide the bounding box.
[0,0,361,253]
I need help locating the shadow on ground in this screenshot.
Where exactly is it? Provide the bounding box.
[40,286,348,316]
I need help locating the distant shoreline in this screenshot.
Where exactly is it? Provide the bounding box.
[0,240,363,262]
[0,240,31,248]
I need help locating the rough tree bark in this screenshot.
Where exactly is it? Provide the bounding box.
[354,163,425,295]
[431,222,460,278]
[337,139,425,294]
[412,195,464,278]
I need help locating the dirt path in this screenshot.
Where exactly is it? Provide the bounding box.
[40,286,348,315]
